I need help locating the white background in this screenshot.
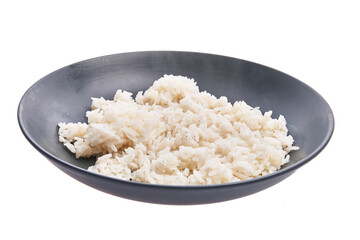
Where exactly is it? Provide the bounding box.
[1,1,359,239]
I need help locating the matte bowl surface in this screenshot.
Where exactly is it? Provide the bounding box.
[18,51,334,204]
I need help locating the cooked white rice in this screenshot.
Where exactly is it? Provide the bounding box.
[58,75,298,185]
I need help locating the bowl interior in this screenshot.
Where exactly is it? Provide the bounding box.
[19,51,333,172]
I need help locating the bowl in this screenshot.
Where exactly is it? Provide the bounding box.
[18,51,334,204]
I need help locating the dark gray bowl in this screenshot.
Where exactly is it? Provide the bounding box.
[18,51,334,205]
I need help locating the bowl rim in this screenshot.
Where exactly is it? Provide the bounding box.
[17,50,335,189]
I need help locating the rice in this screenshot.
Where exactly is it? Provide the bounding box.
[58,75,298,185]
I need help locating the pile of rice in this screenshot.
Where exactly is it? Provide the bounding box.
[58,75,298,185]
